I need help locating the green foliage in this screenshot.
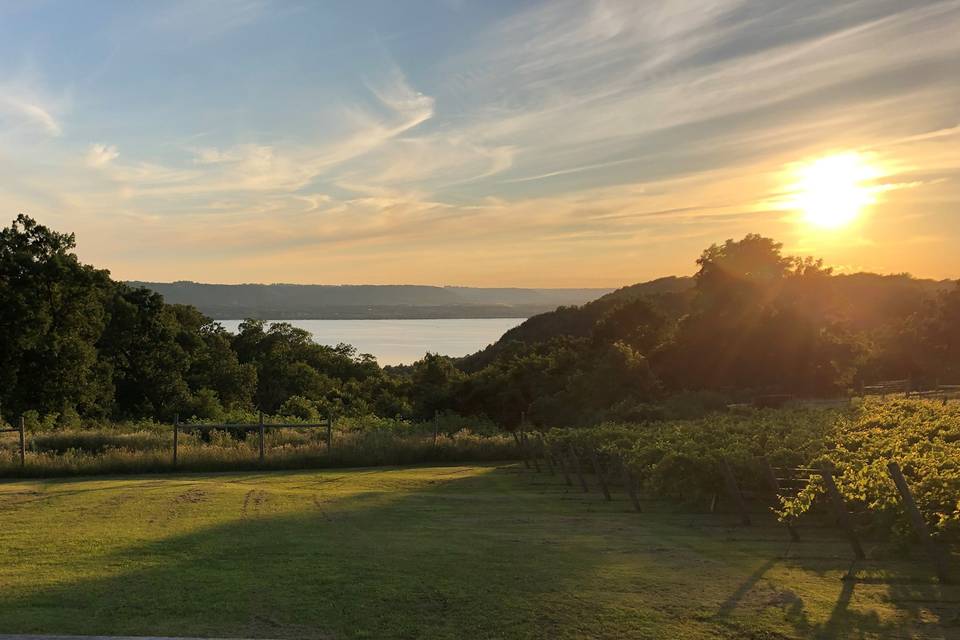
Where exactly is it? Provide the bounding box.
[0,214,113,418]
[4,215,960,475]
[543,399,960,543]
[546,408,832,502]
[780,399,960,541]
[186,388,225,422]
[279,395,322,421]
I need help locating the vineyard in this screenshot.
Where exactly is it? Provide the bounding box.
[539,399,960,550]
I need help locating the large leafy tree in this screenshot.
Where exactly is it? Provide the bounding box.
[662,234,859,395]
[0,215,114,418]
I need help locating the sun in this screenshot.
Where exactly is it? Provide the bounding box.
[789,152,880,229]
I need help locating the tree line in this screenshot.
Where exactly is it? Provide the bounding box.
[2,215,958,428]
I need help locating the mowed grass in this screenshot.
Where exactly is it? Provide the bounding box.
[0,464,957,639]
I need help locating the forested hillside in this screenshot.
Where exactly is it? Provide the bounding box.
[2,215,958,429]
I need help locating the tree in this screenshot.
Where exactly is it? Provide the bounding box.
[0,215,114,418]
[98,286,192,418]
[663,234,858,395]
[592,298,669,353]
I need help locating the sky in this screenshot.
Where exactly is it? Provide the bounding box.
[1,0,958,287]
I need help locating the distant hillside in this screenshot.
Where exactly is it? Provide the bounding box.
[458,276,695,370]
[127,281,614,319]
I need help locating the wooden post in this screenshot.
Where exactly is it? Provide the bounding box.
[763,457,800,542]
[570,447,589,492]
[524,433,541,473]
[887,461,951,583]
[589,448,611,501]
[555,444,572,486]
[512,431,530,469]
[538,434,555,475]
[619,456,642,512]
[18,415,25,467]
[820,465,866,560]
[326,413,333,453]
[720,458,751,526]
[433,410,439,446]
[258,411,265,462]
[172,414,179,466]
[518,413,537,472]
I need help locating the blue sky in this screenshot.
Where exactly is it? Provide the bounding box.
[1,0,959,285]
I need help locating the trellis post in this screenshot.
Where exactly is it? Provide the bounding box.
[589,448,611,501]
[555,444,573,487]
[720,458,751,526]
[820,465,865,560]
[619,456,642,512]
[570,447,589,492]
[537,433,555,475]
[524,433,541,473]
[512,431,530,469]
[887,461,951,583]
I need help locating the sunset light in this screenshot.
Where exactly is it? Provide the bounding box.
[790,153,881,230]
[1,3,959,638]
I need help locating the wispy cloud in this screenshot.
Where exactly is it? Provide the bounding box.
[1,0,958,285]
[85,143,119,167]
[0,95,61,136]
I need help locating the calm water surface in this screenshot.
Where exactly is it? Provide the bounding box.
[218,318,524,366]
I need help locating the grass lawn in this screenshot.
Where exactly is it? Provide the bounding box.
[0,463,957,639]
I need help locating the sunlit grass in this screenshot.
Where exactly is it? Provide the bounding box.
[0,464,956,639]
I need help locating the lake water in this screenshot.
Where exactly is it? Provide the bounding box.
[218,318,525,366]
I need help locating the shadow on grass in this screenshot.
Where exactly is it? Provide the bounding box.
[4,466,958,640]
[697,510,960,640]
[0,467,610,640]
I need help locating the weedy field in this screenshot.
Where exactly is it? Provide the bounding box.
[0,463,957,639]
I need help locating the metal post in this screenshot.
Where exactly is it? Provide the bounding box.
[172,414,179,466]
[820,465,866,560]
[887,461,951,583]
[18,415,25,467]
[258,411,265,462]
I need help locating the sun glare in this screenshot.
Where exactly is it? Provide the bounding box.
[790,153,880,230]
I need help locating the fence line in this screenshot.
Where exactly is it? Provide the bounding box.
[173,414,334,465]
[0,416,25,467]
